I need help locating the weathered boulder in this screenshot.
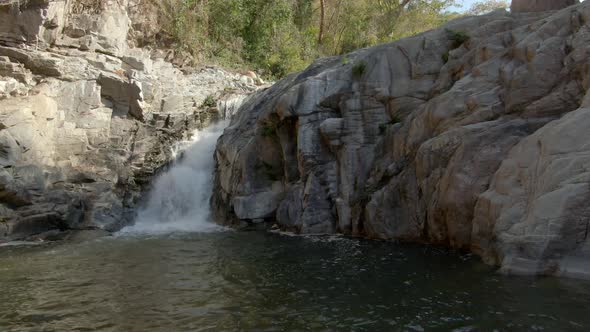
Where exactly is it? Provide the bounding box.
[473,107,590,278]
[213,2,590,278]
[511,0,578,13]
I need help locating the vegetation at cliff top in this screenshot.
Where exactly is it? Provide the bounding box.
[201,95,216,108]
[153,0,508,78]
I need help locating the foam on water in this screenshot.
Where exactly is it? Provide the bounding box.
[120,121,228,235]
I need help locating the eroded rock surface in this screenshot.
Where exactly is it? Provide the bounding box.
[0,0,261,241]
[511,0,578,13]
[213,3,590,278]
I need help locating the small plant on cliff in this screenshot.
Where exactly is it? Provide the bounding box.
[379,115,402,134]
[201,95,216,108]
[260,125,276,137]
[352,60,367,79]
[445,29,470,48]
[441,51,450,63]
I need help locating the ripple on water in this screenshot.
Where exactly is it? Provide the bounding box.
[0,232,589,331]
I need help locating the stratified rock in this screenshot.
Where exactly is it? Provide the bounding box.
[64,2,130,55]
[0,0,67,47]
[98,72,145,119]
[213,2,590,278]
[0,0,263,242]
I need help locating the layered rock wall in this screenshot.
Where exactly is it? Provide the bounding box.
[0,0,261,241]
[213,2,590,278]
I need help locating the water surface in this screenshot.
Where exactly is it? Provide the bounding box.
[1,231,589,331]
[2,121,589,331]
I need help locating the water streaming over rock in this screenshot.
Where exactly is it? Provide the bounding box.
[121,121,229,234]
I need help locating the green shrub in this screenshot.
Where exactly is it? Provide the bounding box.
[445,29,470,48]
[148,0,462,78]
[341,56,350,66]
[201,95,216,108]
[441,51,449,63]
[352,61,367,79]
[379,116,402,134]
[261,125,276,137]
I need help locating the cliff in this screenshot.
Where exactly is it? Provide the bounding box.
[511,0,578,13]
[212,2,590,278]
[0,0,261,241]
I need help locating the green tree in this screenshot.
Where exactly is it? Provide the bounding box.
[468,0,509,15]
[150,0,461,78]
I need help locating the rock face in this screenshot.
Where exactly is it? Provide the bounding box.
[213,2,590,278]
[0,0,261,241]
[511,0,578,13]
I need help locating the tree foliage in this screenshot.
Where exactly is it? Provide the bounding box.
[152,0,480,78]
[467,0,509,15]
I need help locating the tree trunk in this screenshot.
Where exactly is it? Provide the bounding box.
[318,0,325,44]
[511,0,577,13]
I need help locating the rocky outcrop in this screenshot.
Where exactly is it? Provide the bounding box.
[213,2,590,278]
[511,0,578,13]
[0,0,261,241]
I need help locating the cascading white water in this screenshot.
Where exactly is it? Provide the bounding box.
[120,121,228,234]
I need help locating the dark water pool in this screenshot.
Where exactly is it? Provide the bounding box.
[1,231,589,331]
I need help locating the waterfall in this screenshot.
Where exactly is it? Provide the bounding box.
[120,121,228,234]
[218,94,248,119]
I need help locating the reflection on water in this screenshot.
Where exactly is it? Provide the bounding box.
[1,232,589,331]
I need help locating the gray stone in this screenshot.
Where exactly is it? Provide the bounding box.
[511,0,578,13]
[212,1,590,278]
[0,0,67,48]
[0,131,20,166]
[98,72,145,120]
[232,190,283,220]
[160,94,184,114]
[0,0,267,243]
